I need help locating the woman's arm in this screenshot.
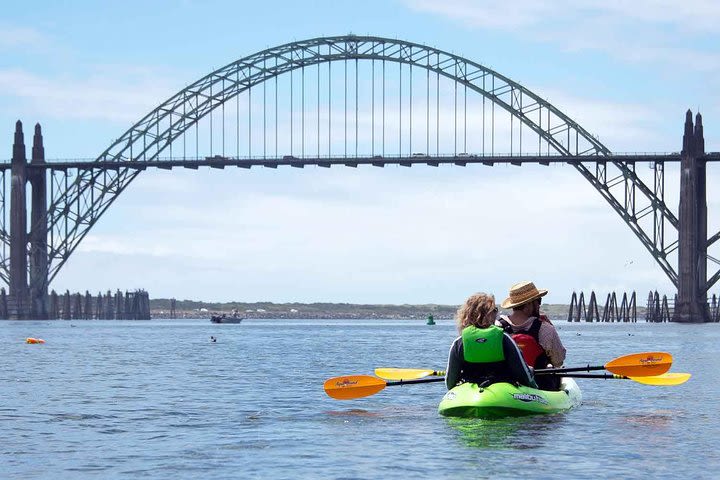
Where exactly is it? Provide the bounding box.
[445,337,462,389]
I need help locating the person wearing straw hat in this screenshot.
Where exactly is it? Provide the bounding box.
[496,281,567,391]
[445,292,537,390]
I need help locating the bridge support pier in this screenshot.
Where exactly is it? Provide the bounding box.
[29,124,49,319]
[673,110,711,322]
[9,121,29,319]
[8,121,49,319]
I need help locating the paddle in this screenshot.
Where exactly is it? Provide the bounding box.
[323,370,690,400]
[535,351,672,377]
[386,371,692,386]
[375,352,672,382]
[559,372,691,386]
[374,368,446,381]
[324,375,444,400]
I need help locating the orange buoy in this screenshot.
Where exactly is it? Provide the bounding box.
[26,337,45,344]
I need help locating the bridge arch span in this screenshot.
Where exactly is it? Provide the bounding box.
[39,35,676,287]
[103,35,610,163]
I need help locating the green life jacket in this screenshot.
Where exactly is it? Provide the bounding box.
[462,325,505,363]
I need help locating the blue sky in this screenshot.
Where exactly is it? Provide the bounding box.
[2,0,719,304]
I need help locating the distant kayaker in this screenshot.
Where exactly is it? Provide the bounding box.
[445,292,537,390]
[496,281,567,390]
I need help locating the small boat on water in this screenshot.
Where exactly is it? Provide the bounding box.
[210,315,243,324]
[438,377,581,418]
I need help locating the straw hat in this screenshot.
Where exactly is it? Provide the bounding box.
[501,281,548,309]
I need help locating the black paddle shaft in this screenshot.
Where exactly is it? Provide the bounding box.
[386,377,446,387]
[535,365,604,375]
[557,373,624,379]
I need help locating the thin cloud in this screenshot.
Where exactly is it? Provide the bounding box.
[403,0,720,32]
[0,25,51,51]
[0,67,182,123]
[402,0,720,72]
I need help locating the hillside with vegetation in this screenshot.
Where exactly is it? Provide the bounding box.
[150,299,578,321]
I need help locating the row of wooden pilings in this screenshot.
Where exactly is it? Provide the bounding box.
[567,291,638,322]
[0,288,151,320]
[568,290,720,322]
[645,291,720,322]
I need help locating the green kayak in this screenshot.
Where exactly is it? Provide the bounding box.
[438,378,582,418]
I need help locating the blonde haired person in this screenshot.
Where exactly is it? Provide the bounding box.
[445,292,537,390]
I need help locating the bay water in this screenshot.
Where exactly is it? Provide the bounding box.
[2,319,718,479]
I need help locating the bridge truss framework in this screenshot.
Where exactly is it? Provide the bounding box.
[0,35,716,321]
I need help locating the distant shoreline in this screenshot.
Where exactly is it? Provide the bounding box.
[150,299,579,320]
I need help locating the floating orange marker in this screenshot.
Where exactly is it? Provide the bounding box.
[26,337,45,344]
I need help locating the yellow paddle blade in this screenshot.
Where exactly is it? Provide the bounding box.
[374,368,436,381]
[628,372,691,386]
[323,375,387,400]
[605,352,672,377]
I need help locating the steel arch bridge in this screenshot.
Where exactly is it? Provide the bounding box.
[1,35,695,294]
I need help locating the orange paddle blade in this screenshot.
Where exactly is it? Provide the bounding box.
[323,375,387,400]
[605,352,672,377]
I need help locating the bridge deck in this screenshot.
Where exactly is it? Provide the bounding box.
[2,152,719,171]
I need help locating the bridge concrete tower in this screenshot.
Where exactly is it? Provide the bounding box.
[29,123,49,319]
[8,121,49,319]
[673,110,711,322]
[9,120,29,319]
